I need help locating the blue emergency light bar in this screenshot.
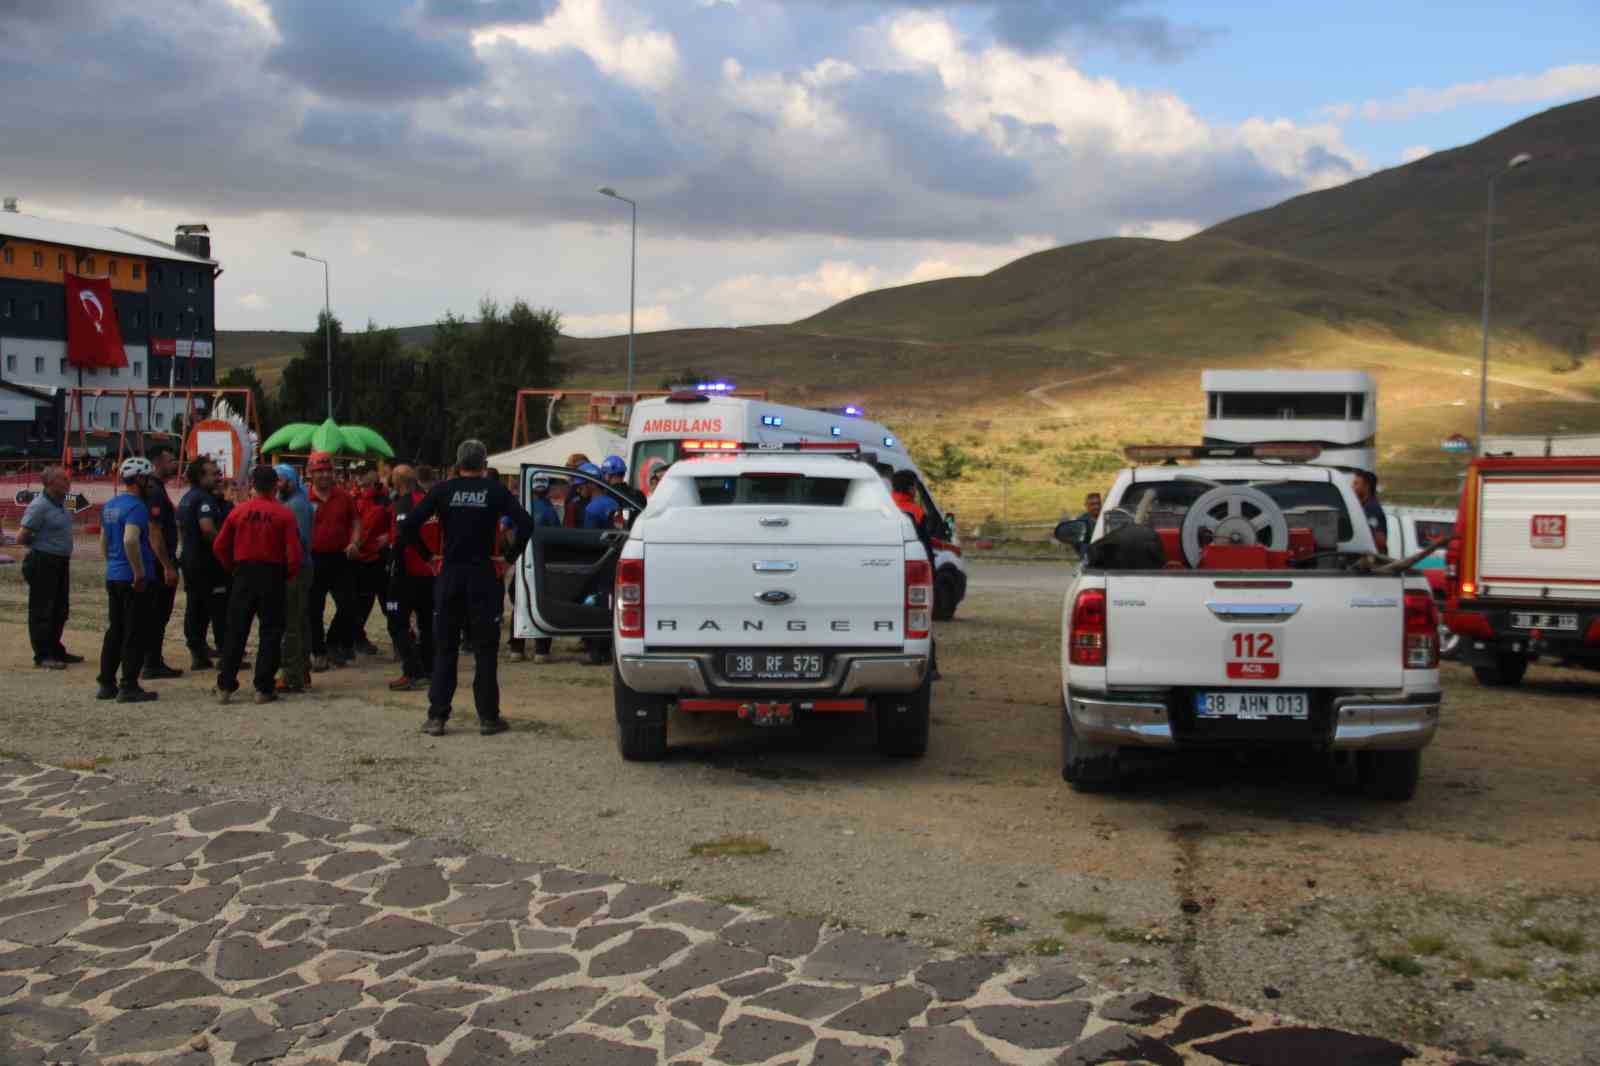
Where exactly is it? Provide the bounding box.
[843,405,864,417]
[761,415,784,427]
[696,382,736,393]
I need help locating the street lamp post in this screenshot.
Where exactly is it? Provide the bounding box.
[1478,153,1533,453]
[597,186,637,393]
[291,250,334,420]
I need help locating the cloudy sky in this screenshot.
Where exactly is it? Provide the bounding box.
[4,0,1597,335]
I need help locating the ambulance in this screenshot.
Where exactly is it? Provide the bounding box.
[625,390,968,620]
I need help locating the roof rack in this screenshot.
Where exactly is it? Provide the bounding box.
[1124,443,1323,463]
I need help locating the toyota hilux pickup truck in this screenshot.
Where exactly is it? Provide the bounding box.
[1053,445,1442,801]
[598,441,934,761]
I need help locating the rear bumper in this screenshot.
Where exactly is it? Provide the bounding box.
[1066,689,1440,751]
[618,652,929,697]
[1446,604,1600,665]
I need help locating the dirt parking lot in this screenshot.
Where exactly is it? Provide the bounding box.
[2,558,1597,1064]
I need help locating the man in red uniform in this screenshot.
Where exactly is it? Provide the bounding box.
[306,452,358,670]
[348,464,393,656]
[385,465,439,691]
[213,465,303,704]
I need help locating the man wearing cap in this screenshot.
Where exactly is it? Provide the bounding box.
[306,452,358,670]
[178,457,229,670]
[213,465,303,705]
[398,439,535,736]
[98,457,160,703]
[385,464,438,691]
[141,442,186,679]
[20,465,82,670]
[276,463,315,693]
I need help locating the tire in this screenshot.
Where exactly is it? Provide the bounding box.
[932,571,961,622]
[875,676,931,758]
[613,662,668,761]
[586,639,613,667]
[1472,653,1528,687]
[1061,704,1122,792]
[1361,749,1421,802]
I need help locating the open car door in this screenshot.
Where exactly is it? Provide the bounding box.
[514,464,639,639]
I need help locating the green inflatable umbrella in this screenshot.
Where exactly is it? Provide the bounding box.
[260,418,395,459]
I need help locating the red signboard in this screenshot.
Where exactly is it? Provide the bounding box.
[1225,630,1281,680]
[1531,514,1567,549]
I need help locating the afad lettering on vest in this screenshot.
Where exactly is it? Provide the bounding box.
[640,417,724,434]
[449,490,490,507]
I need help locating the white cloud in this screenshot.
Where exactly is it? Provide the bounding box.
[562,304,676,336]
[1340,63,1600,122]
[472,0,680,91]
[223,0,275,36]
[1117,219,1201,241]
[1400,145,1432,163]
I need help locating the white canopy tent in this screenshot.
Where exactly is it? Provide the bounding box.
[486,424,626,473]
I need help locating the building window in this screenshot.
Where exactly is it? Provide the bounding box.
[175,362,186,384]
[32,300,43,321]
[109,412,119,428]
[109,259,118,277]
[83,256,94,272]
[151,267,162,285]
[196,314,206,331]
[110,366,119,377]
[133,361,143,377]
[132,263,142,280]
[2,297,12,318]
[56,254,65,270]
[5,355,14,371]
[195,273,205,290]
[133,310,142,328]
[177,311,186,331]
[2,248,11,264]
[33,357,43,374]
[32,251,43,268]
[154,311,164,329]
[58,358,67,375]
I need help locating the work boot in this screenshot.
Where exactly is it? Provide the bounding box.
[355,638,380,657]
[143,663,185,680]
[56,650,85,664]
[116,688,158,703]
[479,718,510,737]
[34,659,67,671]
[276,678,306,694]
[215,686,236,706]
[95,684,117,701]
[508,648,527,662]
[420,718,447,737]
[190,650,214,671]
[532,654,551,665]
[388,675,423,692]
[311,656,331,673]
[254,690,277,705]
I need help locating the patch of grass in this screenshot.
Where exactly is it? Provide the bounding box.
[61,756,112,771]
[1527,925,1586,954]
[513,719,577,739]
[1408,933,1452,957]
[1030,937,1066,957]
[1056,910,1108,935]
[1494,962,1530,982]
[352,755,380,767]
[1264,924,1296,938]
[661,879,686,892]
[689,834,773,858]
[1546,974,1600,1003]
[980,915,1024,936]
[1483,1039,1527,1061]
[1105,927,1173,946]
[711,893,761,908]
[0,749,30,761]
[1376,953,1425,977]
[1491,931,1525,949]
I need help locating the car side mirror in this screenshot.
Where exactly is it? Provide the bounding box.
[1054,519,1089,547]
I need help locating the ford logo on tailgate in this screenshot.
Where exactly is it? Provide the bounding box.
[756,590,795,606]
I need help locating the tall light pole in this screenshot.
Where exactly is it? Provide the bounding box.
[1478,153,1533,453]
[597,186,637,393]
[291,251,334,420]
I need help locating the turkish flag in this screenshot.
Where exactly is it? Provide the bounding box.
[65,272,129,369]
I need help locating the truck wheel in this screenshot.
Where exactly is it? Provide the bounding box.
[1361,749,1421,802]
[613,663,668,762]
[932,572,960,622]
[1472,654,1528,687]
[875,677,931,758]
[1061,707,1122,792]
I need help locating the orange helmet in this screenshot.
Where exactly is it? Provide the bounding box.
[307,451,334,474]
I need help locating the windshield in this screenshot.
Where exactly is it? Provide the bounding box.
[1112,479,1355,543]
[693,475,852,506]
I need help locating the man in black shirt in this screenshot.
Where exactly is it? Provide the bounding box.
[142,443,185,679]
[178,458,230,670]
[399,439,536,736]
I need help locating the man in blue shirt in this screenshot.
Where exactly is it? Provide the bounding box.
[19,465,80,669]
[276,463,316,693]
[178,457,228,670]
[98,456,161,703]
[581,462,620,529]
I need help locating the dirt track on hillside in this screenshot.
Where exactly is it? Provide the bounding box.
[2,560,1597,1063]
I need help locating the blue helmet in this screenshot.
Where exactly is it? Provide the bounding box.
[577,462,602,478]
[601,455,627,478]
[274,464,301,492]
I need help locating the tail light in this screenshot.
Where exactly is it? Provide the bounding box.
[905,559,932,639]
[1444,609,1494,640]
[1403,589,1439,669]
[1069,589,1107,667]
[616,557,644,639]
[1445,536,1462,588]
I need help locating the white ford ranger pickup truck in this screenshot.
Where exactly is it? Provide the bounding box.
[1054,446,1442,801]
[610,442,934,762]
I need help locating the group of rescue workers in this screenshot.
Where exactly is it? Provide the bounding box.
[62,439,654,737]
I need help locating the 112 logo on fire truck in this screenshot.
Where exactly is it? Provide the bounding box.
[1530,514,1567,549]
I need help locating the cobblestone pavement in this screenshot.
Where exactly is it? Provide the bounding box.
[0,758,1484,1066]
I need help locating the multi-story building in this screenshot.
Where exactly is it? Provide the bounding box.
[0,198,218,456]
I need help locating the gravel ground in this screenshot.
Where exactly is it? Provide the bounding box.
[2,557,1597,1064]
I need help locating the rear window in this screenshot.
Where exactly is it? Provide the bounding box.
[693,475,852,506]
[1113,479,1355,542]
[1414,519,1454,545]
